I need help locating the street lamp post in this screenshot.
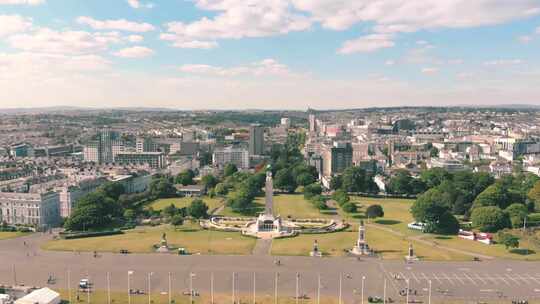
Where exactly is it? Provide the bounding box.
[338,273,342,304]
[383,279,386,304]
[168,272,172,304]
[274,273,279,304]
[148,272,153,304]
[67,269,72,304]
[211,272,214,304]
[232,272,236,304]
[361,276,366,304]
[107,272,111,304]
[190,272,195,304]
[296,273,299,304]
[253,272,256,304]
[317,274,321,304]
[128,271,134,304]
[87,271,90,304]
[428,280,432,304]
[406,279,410,304]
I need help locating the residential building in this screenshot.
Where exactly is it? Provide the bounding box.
[322,142,353,176]
[114,152,165,169]
[0,191,61,229]
[213,146,249,169]
[249,124,265,156]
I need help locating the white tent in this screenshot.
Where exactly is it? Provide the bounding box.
[14,288,61,304]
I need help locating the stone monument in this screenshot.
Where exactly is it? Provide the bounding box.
[254,169,282,234]
[156,232,170,253]
[351,220,371,255]
[310,239,322,257]
[405,243,418,261]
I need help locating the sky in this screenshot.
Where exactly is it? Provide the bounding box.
[1,0,540,110]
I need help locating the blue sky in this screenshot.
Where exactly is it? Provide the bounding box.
[1,0,540,109]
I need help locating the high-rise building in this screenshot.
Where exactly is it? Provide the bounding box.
[309,114,317,133]
[83,129,123,164]
[249,124,265,156]
[322,142,353,176]
[213,146,250,169]
[114,152,165,169]
[281,117,291,128]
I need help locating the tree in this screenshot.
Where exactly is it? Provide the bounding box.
[436,211,460,234]
[365,204,384,219]
[329,175,343,191]
[170,215,184,226]
[341,167,369,193]
[342,202,358,213]
[420,168,451,189]
[150,177,177,198]
[310,195,328,210]
[123,209,136,221]
[215,183,229,196]
[472,184,508,209]
[497,231,519,250]
[201,174,218,190]
[99,182,125,201]
[176,169,195,186]
[470,206,510,232]
[296,172,315,187]
[505,203,528,228]
[304,183,322,199]
[528,180,540,211]
[64,192,123,231]
[410,188,450,233]
[163,203,179,217]
[332,189,350,206]
[274,168,297,193]
[188,199,209,219]
[224,163,238,177]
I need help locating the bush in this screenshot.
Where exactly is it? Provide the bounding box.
[170,215,184,226]
[342,202,358,213]
[365,204,384,218]
[471,206,511,232]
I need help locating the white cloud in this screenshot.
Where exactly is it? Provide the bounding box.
[159,34,218,49]
[179,58,293,77]
[113,46,154,58]
[421,67,439,74]
[0,0,44,5]
[0,15,32,37]
[483,59,523,66]
[0,52,110,76]
[292,0,540,53]
[127,35,144,43]
[127,0,153,9]
[518,35,533,43]
[385,60,395,66]
[161,0,311,48]
[77,16,155,32]
[8,28,122,54]
[338,34,395,54]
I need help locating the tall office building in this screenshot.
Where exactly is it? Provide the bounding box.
[83,129,122,164]
[322,142,353,176]
[309,114,317,133]
[249,124,265,156]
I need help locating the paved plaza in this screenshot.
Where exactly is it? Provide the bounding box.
[1,233,540,302]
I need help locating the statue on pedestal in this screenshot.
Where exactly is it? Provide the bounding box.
[310,239,322,257]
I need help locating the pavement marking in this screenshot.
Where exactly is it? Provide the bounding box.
[410,272,420,284]
[505,273,521,285]
[453,273,465,285]
[420,272,430,283]
[484,274,497,285]
[399,272,408,281]
[431,273,443,285]
[515,274,532,285]
[473,273,487,285]
[462,272,477,286]
[525,274,540,284]
[495,274,510,286]
[441,273,455,286]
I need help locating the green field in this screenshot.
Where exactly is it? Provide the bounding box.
[423,233,540,260]
[42,224,256,255]
[148,196,224,212]
[57,290,339,304]
[0,231,29,240]
[219,194,334,219]
[271,225,470,260]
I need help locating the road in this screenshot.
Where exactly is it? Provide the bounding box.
[1,233,540,302]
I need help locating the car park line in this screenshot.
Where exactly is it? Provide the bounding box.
[505,273,521,285]
[495,274,510,286]
[441,273,455,285]
[525,274,540,284]
[462,272,477,286]
[410,272,420,284]
[473,273,487,285]
[453,273,465,285]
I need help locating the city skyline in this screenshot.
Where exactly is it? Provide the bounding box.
[1,0,540,109]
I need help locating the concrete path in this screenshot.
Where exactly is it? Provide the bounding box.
[252,238,272,256]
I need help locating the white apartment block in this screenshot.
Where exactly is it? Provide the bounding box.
[0,191,61,229]
[213,146,249,169]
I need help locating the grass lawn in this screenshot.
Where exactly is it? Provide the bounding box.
[0,231,29,240]
[342,196,420,236]
[271,226,470,261]
[42,223,256,255]
[219,194,334,219]
[148,196,224,212]
[57,290,339,304]
[424,233,540,261]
